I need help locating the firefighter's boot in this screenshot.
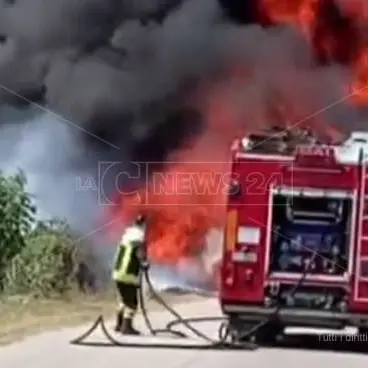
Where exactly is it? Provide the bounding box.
[121,318,141,335]
[114,310,124,332]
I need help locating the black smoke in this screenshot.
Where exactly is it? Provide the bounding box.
[0,0,209,165]
[0,0,226,238]
[0,0,367,224]
[217,0,273,26]
[2,0,368,286]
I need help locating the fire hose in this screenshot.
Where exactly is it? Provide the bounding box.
[70,267,257,350]
[70,253,315,350]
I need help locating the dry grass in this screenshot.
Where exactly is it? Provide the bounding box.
[0,289,205,346]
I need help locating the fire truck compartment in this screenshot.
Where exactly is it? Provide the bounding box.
[269,191,352,278]
[220,130,368,340]
[221,190,360,335]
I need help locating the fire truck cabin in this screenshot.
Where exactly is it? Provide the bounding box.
[220,129,368,340]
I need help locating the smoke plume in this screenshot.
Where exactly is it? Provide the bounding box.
[1,0,368,288]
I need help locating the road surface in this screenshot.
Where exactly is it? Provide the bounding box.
[1,297,367,368]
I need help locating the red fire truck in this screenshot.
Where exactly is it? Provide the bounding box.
[220,129,368,342]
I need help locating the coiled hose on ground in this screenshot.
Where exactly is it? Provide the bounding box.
[70,257,314,351]
[70,268,257,350]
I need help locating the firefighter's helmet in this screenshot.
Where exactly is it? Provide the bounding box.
[135,214,146,226]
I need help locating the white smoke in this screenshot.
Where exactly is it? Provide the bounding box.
[202,227,223,275]
[0,108,122,287]
[0,106,104,238]
[148,227,222,292]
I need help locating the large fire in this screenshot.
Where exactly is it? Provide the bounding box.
[263,0,367,95]
[110,0,368,288]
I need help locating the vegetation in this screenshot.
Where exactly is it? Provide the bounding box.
[0,170,196,346]
[0,169,113,344]
[0,170,95,298]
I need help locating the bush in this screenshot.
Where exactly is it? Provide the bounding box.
[0,171,96,298]
[2,220,76,297]
[0,170,35,285]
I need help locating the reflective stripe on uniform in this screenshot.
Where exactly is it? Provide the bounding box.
[112,243,140,284]
[112,225,145,285]
[113,273,139,285]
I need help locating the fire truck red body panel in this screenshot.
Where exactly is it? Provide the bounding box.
[220,132,368,333]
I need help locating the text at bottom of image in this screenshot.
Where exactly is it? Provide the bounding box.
[319,333,368,342]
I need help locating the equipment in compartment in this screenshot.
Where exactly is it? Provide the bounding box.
[243,127,317,154]
[220,130,368,337]
[270,193,351,275]
[286,196,344,224]
[264,284,348,311]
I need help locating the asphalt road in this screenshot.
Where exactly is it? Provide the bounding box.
[1,297,368,368]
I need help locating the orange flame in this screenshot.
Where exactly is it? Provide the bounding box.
[350,49,368,104]
[121,136,232,265]
[263,0,368,103]
[109,0,368,286]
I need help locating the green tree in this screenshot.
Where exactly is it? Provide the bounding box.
[0,170,36,286]
[0,171,97,297]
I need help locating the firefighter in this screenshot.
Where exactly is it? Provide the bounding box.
[112,215,148,335]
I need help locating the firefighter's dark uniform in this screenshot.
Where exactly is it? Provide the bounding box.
[112,220,146,335]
